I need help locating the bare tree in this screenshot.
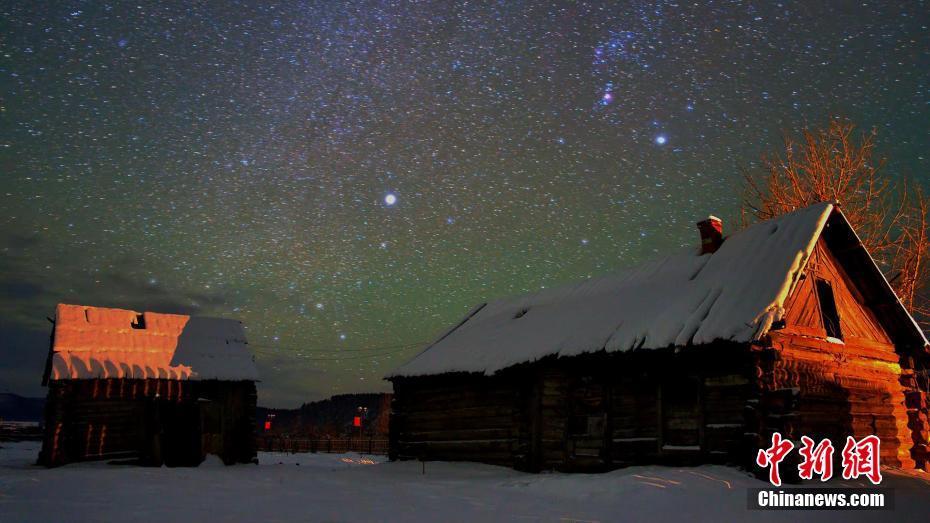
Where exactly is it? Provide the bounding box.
[893,184,930,323]
[742,119,930,328]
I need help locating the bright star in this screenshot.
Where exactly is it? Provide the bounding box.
[655,135,667,145]
[384,193,397,206]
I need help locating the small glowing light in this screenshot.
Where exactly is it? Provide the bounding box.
[339,333,347,340]
[655,135,667,145]
[602,92,613,103]
[384,193,397,206]
[315,303,324,310]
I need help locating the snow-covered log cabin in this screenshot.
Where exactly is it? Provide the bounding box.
[38,304,259,467]
[387,202,930,473]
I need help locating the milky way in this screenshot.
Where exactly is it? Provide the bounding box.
[2,2,928,406]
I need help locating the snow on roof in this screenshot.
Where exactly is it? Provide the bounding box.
[390,203,838,378]
[47,304,258,382]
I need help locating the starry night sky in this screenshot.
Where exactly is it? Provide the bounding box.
[2,2,928,406]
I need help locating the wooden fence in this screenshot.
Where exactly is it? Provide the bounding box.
[257,436,389,455]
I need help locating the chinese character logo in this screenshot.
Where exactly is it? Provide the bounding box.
[756,433,883,486]
[756,432,795,487]
[841,435,882,485]
[798,436,834,481]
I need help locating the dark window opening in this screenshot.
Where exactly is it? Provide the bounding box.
[815,279,843,340]
[131,313,146,330]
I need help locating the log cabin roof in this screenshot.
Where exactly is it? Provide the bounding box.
[44,304,259,382]
[390,202,928,378]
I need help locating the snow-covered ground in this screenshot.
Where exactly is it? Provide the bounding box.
[1,441,928,522]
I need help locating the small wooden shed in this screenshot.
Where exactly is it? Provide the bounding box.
[39,304,259,467]
[387,203,930,473]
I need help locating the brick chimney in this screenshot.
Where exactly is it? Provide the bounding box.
[697,216,723,255]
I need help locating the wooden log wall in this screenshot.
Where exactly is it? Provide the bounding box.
[537,369,569,470]
[901,360,930,470]
[39,379,257,467]
[197,380,258,465]
[754,334,915,470]
[536,348,753,471]
[391,335,924,475]
[389,372,532,469]
[391,345,755,472]
[751,236,929,472]
[701,372,753,463]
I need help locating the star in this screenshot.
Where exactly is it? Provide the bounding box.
[384,193,397,206]
[654,135,668,145]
